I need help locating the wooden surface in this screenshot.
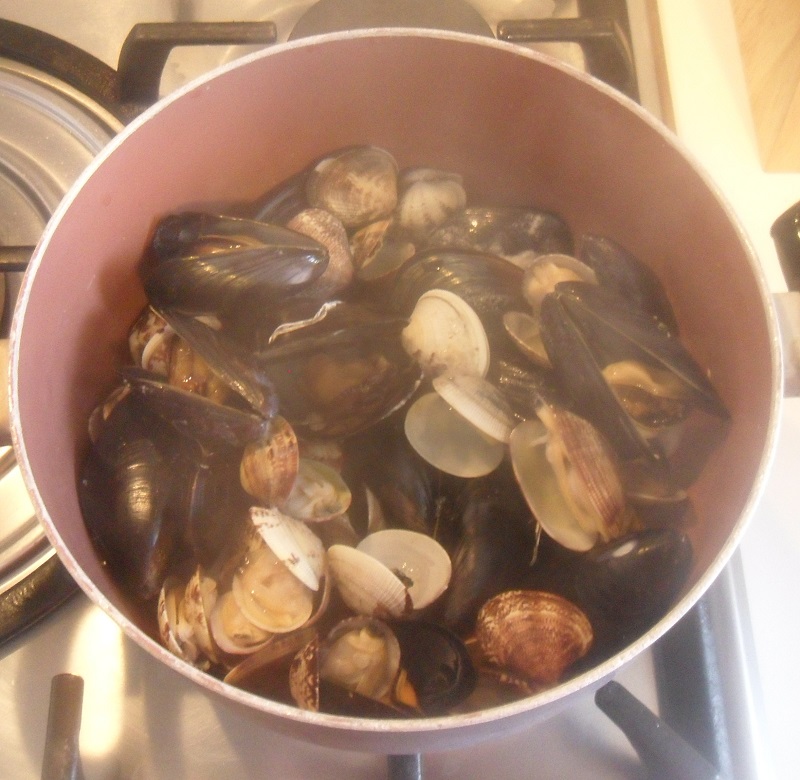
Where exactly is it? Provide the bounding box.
[731,0,800,171]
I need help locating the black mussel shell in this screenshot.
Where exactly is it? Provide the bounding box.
[441,464,536,633]
[539,285,657,464]
[79,390,196,600]
[156,307,279,420]
[251,167,310,225]
[486,355,563,421]
[572,528,692,628]
[552,281,728,419]
[426,206,573,259]
[253,304,421,438]
[142,212,329,316]
[122,367,272,452]
[390,249,526,337]
[578,234,679,334]
[341,415,459,541]
[391,620,477,715]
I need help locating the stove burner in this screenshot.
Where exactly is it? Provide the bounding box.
[289,0,494,39]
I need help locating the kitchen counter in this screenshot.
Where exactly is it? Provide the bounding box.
[659,1,800,778]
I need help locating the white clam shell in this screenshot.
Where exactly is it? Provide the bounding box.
[357,529,451,611]
[509,408,632,552]
[327,544,410,618]
[404,392,505,478]
[432,373,515,443]
[401,288,490,378]
[250,506,325,590]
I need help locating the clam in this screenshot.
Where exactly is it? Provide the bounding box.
[395,168,467,240]
[158,577,210,669]
[327,528,450,618]
[290,617,403,713]
[356,529,452,611]
[279,458,352,522]
[239,416,299,506]
[350,217,416,282]
[401,288,490,378]
[250,506,325,591]
[509,404,638,552]
[431,373,515,444]
[208,590,273,656]
[305,145,399,228]
[404,392,506,478]
[181,567,221,664]
[476,589,593,688]
[231,543,316,633]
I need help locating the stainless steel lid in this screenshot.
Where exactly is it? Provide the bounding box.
[0,56,120,600]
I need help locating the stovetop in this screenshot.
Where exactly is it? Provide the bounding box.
[0,2,774,778]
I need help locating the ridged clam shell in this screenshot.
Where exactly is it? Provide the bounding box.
[509,404,635,551]
[327,544,411,619]
[250,506,325,590]
[476,590,593,686]
[306,145,398,228]
[239,416,299,506]
[401,288,490,378]
[396,168,467,239]
[404,392,505,478]
[182,567,219,664]
[432,373,514,444]
[350,217,416,281]
[357,529,451,610]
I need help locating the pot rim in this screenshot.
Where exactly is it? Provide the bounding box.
[7,28,783,747]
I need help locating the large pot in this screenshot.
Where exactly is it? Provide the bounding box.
[7,31,779,752]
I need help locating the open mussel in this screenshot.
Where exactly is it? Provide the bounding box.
[539,281,729,491]
[250,302,422,438]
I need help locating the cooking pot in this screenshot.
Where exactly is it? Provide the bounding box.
[5,30,780,752]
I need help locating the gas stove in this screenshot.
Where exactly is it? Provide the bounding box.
[0,2,789,778]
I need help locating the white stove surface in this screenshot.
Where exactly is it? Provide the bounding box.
[0,1,795,777]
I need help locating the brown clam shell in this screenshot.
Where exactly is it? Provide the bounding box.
[239,416,299,506]
[475,589,593,687]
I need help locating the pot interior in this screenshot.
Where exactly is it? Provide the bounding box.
[10,32,777,751]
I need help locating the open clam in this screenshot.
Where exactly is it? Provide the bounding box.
[509,403,638,552]
[327,529,451,618]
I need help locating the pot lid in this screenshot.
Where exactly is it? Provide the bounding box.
[0,56,120,610]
